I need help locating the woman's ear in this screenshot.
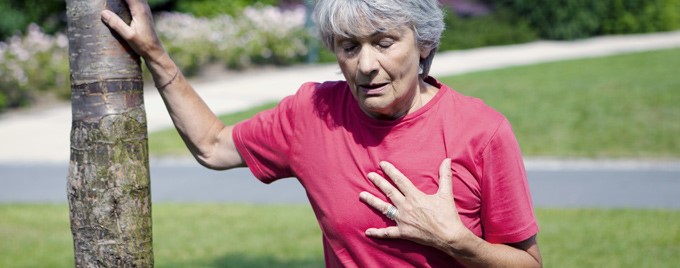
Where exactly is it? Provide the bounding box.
[420,46,433,59]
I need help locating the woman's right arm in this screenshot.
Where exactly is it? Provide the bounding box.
[101,0,245,170]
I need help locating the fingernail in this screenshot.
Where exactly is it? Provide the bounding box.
[101,11,110,22]
[359,191,367,199]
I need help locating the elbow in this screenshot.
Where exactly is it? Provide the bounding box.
[185,139,222,169]
[192,144,245,171]
[189,125,242,170]
[532,255,543,268]
[195,155,228,170]
[193,150,236,171]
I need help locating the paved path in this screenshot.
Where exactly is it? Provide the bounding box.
[1,30,680,164]
[2,158,680,207]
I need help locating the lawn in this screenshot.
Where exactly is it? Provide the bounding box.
[149,48,680,158]
[440,48,680,158]
[1,204,679,267]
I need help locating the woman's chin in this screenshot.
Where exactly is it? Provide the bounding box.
[359,101,399,120]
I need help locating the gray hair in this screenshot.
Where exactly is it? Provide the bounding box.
[313,0,445,78]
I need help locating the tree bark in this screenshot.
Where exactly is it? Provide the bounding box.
[65,0,153,267]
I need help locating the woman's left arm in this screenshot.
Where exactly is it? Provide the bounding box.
[359,159,542,267]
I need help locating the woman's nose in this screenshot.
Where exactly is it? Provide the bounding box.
[357,46,379,76]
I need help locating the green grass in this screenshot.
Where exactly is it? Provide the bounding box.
[149,48,680,158]
[537,209,680,267]
[440,48,680,158]
[152,204,322,267]
[1,204,679,267]
[0,204,322,268]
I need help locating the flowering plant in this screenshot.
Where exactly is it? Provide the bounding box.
[0,24,69,110]
[155,5,310,74]
[0,4,314,111]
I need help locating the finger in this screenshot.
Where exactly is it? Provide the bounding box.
[359,191,398,217]
[436,158,453,197]
[379,161,417,196]
[367,172,405,204]
[101,10,135,40]
[365,226,401,239]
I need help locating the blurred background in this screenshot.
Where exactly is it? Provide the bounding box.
[1,0,679,112]
[1,0,679,267]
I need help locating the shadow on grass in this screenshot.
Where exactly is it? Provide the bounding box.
[161,253,324,268]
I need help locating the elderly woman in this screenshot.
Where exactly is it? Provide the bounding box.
[102,0,542,267]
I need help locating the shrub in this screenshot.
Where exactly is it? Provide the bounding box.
[0,5,311,111]
[155,13,222,76]
[601,0,680,34]
[175,0,278,17]
[228,5,309,67]
[155,5,310,73]
[493,0,680,40]
[0,24,69,111]
[491,0,607,40]
[0,0,65,40]
[439,9,538,51]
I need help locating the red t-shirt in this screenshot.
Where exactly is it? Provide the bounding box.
[233,77,538,267]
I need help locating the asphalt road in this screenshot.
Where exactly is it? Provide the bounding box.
[1,160,679,209]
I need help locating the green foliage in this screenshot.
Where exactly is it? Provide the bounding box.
[0,5,309,111]
[148,0,174,7]
[493,0,608,39]
[0,0,178,41]
[439,9,538,51]
[175,0,278,17]
[0,0,65,40]
[0,25,69,111]
[154,6,311,75]
[493,0,680,40]
[0,0,286,40]
[601,0,680,34]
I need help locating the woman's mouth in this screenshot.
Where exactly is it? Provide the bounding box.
[359,83,389,95]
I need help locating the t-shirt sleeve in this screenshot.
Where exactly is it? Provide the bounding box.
[233,92,300,184]
[479,118,539,244]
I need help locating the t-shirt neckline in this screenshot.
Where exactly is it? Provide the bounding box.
[350,76,447,127]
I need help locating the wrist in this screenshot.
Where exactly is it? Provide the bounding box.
[155,68,179,90]
[144,52,179,89]
[439,228,483,259]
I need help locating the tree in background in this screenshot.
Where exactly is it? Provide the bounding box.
[65,0,153,266]
[0,0,174,40]
[0,0,65,40]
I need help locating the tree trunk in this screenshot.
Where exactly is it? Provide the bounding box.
[65,0,153,267]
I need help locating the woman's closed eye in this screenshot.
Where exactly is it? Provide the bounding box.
[377,39,395,49]
[340,41,359,54]
[343,44,358,53]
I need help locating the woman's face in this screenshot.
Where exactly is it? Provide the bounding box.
[334,25,432,120]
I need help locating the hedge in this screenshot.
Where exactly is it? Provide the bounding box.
[439,9,538,51]
[0,0,65,40]
[175,0,279,17]
[493,0,680,40]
